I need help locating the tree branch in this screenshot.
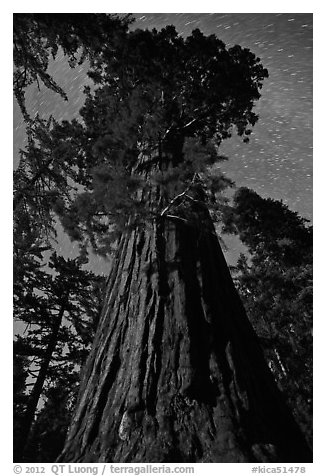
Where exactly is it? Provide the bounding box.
[160,188,190,217]
[164,214,189,224]
[159,174,201,217]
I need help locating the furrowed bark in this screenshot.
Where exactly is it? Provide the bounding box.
[58,199,312,463]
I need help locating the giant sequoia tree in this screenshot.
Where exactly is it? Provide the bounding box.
[38,25,311,462]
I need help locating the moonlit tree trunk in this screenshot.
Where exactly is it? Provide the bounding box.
[58,195,312,463]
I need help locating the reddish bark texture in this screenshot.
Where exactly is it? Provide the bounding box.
[58,207,311,463]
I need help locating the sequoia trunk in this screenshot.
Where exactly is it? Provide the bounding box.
[58,204,311,463]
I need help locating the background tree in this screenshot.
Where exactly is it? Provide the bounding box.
[222,187,312,447]
[24,383,79,463]
[14,161,105,462]
[13,13,132,120]
[13,247,105,462]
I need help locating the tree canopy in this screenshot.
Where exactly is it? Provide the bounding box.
[26,25,268,255]
[13,13,132,120]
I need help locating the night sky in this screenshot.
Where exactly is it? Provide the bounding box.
[13,12,313,270]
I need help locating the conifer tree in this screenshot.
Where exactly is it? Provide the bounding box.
[13,13,132,120]
[223,188,312,447]
[13,249,105,462]
[13,167,105,461]
[48,25,312,462]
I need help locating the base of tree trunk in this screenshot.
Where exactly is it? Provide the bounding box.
[58,218,312,463]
